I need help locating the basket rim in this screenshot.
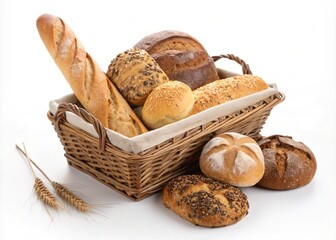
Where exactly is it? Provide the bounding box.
[48,85,285,154]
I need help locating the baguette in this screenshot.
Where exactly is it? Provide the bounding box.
[36,14,148,137]
[190,75,269,115]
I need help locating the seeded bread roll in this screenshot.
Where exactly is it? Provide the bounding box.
[257,135,317,190]
[200,132,265,187]
[106,48,169,107]
[134,30,219,90]
[190,75,269,115]
[162,175,249,228]
[142,81,194,129]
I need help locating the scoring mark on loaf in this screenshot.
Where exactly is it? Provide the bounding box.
[233,151,257,174]
[242,143,264,164]
[201,137,229,156]
[207,150,227,171]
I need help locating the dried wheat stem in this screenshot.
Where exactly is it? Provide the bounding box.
[52,182,90,212]
[16,144,60,209]
[16,144,90,212]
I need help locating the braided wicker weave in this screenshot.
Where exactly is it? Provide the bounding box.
[47,54,285,200]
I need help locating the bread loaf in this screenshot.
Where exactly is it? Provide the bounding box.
[36,14,148,137]
[257,135,317,190]
[190,75,269,115]
[106,48,169,107]
[162,174,249,227]
[142,81,194,129]
[200,132,265,187]
[134,30,219,90]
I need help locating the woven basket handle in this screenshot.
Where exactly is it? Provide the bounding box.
[54,102,107,151]
[212,54,252,75]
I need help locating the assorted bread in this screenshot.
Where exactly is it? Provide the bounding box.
[257,135,317,190]
[36,14,148,137]
[37,14,317,228]
[199,132,265,187]
[106,48,169,107]
[162,174,249,227]
[142,81,194,129]
[190,75,268,115]
[134,30,219,90]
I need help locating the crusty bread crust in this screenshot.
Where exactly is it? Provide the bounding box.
[36,14,147,137]
[200,132,265,187]
[162,175,249,227]
[257,135,317,190]
[190,75,269,115]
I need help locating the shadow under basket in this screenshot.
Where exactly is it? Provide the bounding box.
[47,54,285,201]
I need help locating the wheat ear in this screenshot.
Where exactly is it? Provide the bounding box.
[16,144,90,212]
[51,182,90,212]
[16,144,59,209]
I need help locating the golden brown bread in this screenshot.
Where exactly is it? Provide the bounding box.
[190,75,269,115]
[106,48,169,107]
[257,135,317,190]
[141,81,194,129]
[134,30,219,90]
[200,132,265,187]
[162,175,249,227]
[134,30,206,53]
[36,14,148,137]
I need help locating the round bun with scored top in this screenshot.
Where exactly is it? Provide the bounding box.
[162,174,249,228]
[257,135,317,190]
[142,81,194,129]
[199,132,265,187]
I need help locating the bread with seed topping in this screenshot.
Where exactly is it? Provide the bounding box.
[190,74,269,115]
[162,174,249,228]
[142,81,194,129]
[106,48,169,107]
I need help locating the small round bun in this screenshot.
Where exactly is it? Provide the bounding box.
[162,174,249,228]
[257,135,317,190]
[142,81,194,129]
[199,132,265,187]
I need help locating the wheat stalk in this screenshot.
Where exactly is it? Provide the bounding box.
[34,178,59,208]
[16,144,90,213]
[16,144,60,210]
[52,182,90,212]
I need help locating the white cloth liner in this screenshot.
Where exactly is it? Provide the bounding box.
[49,84,281,154]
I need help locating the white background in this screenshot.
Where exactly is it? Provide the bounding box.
[1,0,335,239]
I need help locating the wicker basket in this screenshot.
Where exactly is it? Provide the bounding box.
[47,54,285,201]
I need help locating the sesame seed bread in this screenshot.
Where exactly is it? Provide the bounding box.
[106,48,169,107]
[190,75,269,115]
[134,30,219,90]
[36,14,148,137]
[162,175,249,228]
[199,132,265,187]
[142,81,194,129]
[257,135,317,190]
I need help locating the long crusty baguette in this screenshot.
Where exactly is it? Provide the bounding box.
[190,75,269,115]
[36,14,148,137]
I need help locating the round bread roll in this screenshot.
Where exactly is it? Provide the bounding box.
[142,81,194,129]
[106,48,169,107]
[257,135,317,190]
[199,132,265,187]
[134,30,219,90]
[162,174,249,228]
